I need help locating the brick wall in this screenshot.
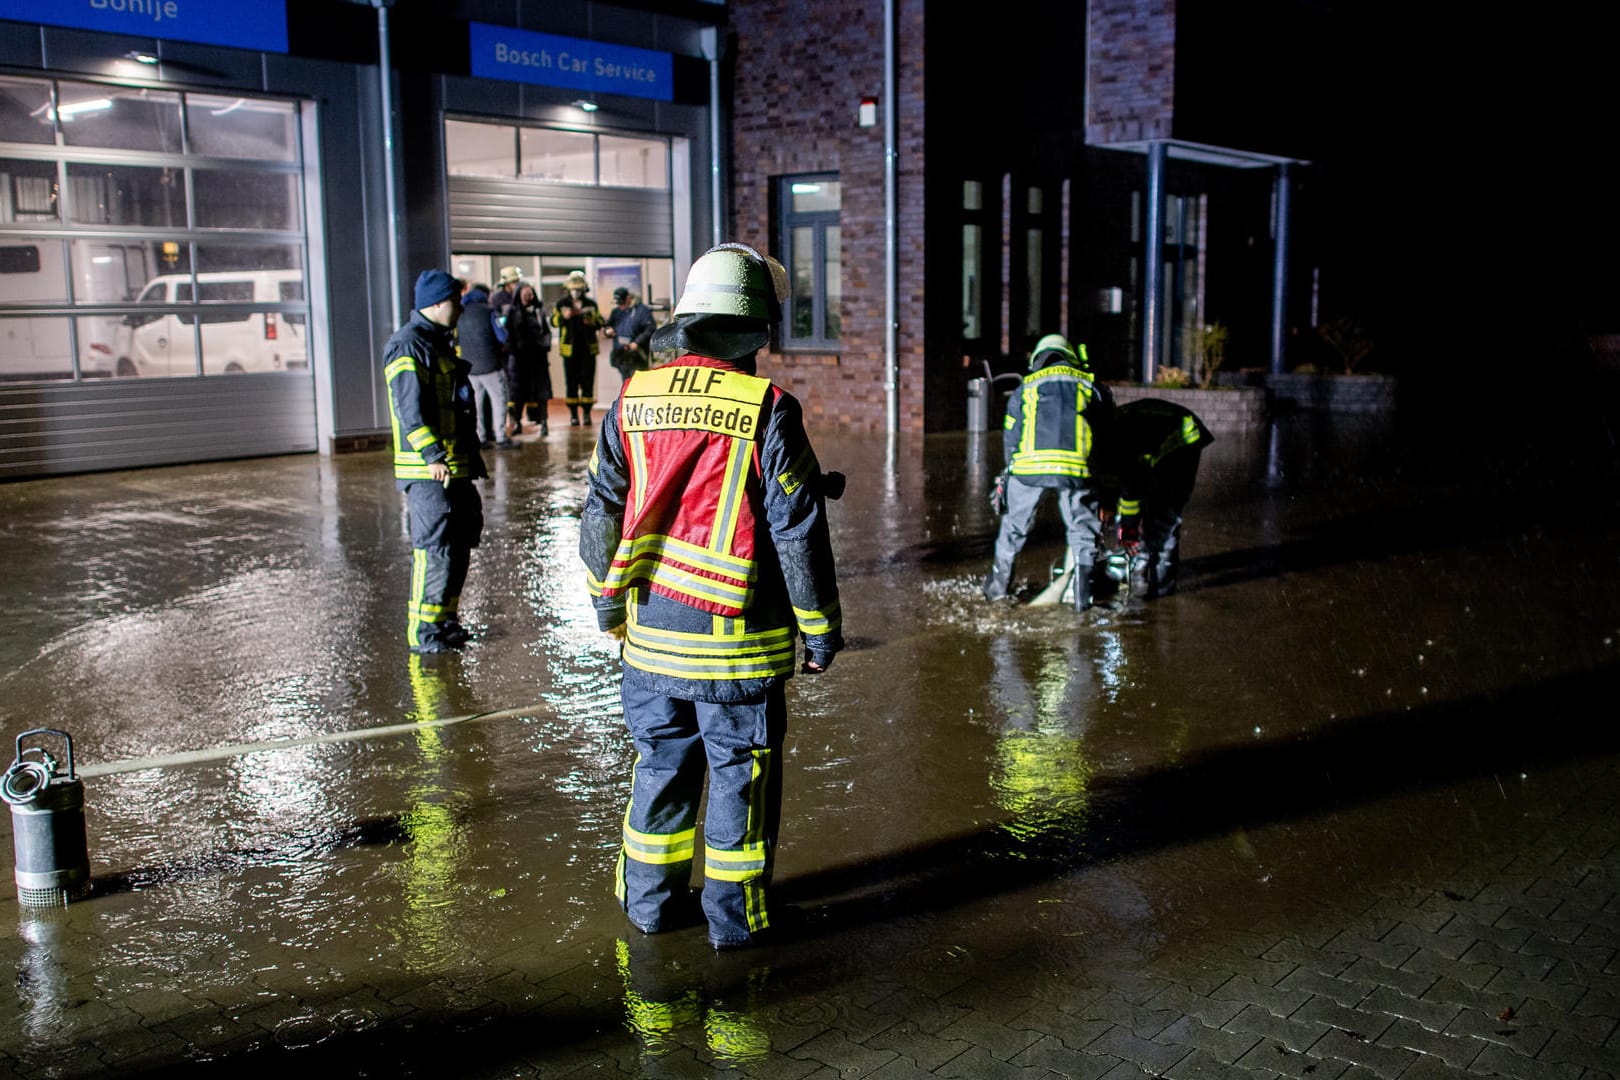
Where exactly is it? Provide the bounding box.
[1106,383,1267,432]
[729,0,928,432]
[1086,0,1177,145]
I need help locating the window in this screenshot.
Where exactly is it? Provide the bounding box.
[778,174,840,350]
[962,181,984,340]
[519,128,594,184]
[1025,187,1044,338]
[444,118,670,190]
[446,120,517,178]
[0,77,310,382]
[186,95,297,161]
[598,135,667,189]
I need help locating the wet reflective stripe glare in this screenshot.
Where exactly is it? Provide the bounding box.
[407,549,433,644]
[622,809,697,867]
[387,353,473,478]
[777,446,814,495]
[627,431,650,518]
[704,747,772,931]
[710,437,750,554]
[603,533,754,611]
[1011,451,1089,477]
[792,599,841,636]
[704,841,767,881]
[622,607,795,679]
[1010,366,1095,479]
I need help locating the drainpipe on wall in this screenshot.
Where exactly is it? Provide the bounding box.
[700,28,724,249]
[372,0,401,329]
[1270,161,1292,375]
[883,0,898,435]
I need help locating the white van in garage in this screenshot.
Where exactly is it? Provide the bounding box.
[113,269,308,377]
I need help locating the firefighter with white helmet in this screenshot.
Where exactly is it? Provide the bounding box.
[983,333,1114,611]
[579,242,843,950]
[552,269,604,425]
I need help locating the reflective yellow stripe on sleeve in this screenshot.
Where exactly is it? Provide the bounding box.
[793,600,841,636]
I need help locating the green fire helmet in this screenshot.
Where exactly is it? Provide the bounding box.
[1029,333,1091,371]
[652,243,791,361]
[672,243,788,322]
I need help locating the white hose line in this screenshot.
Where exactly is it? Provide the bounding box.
[75,703,555,778]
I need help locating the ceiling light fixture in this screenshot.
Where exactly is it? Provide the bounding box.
[572,99,599,113]
[125,51,160,65]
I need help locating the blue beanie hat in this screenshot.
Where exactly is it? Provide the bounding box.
[413,269,460,310]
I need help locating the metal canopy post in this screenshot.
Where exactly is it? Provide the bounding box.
[1141,140,1166,385]
[1270,161,1293,374]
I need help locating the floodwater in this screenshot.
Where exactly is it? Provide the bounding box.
[0,402,1616,1077]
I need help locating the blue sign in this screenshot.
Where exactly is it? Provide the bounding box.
[469,23,673,103]
[0,0,288,54]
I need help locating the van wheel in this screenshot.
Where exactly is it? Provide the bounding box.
[116,358,137,377]
[225,362,244,373]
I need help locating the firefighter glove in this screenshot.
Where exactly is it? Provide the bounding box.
[989,472,1009,516]
[1119,518,1142,557]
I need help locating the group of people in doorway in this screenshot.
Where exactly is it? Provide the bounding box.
[434,265,665,454]
[378,245,1210,955]
[983,333,1213,611]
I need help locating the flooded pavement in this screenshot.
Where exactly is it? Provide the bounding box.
[0,402,1616,1079]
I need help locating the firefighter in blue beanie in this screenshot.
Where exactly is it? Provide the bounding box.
[383,269,488,653]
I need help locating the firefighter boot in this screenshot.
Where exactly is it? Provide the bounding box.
[982,558,1014,602]
[1071,565,1094,613]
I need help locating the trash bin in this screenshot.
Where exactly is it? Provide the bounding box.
[966,377,990,432]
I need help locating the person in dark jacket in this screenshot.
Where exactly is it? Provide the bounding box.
[580,242,842,950]
[605,286,657,382]
[504,281,552,436]
[383,269,488,654]
[983,333,1115,611]
[457,284,514,450]
[1096,398,1213,598]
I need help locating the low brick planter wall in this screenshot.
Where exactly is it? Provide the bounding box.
[1216,371,1399,415]
[1104,383,1268,432]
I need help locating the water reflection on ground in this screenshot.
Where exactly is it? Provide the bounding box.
[0,404,1615,1076]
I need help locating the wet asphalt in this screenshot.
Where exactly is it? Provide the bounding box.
[0,396,1617,1079]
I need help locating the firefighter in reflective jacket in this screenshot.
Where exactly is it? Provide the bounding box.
[1099,398,1212,598]
[384,269,487,654]
[983,333,1115,611]
[580,243,843,950]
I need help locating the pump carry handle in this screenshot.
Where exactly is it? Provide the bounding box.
[12,728,75,781]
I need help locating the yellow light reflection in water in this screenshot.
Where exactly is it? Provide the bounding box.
[615,939,772,1064]
[392,655,469,972]
[988,638,1095,849]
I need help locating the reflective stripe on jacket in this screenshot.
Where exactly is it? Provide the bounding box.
[551,300,603,358]
[1003,361,1114,486]
[580,355,842,701]
[384,311,486,482]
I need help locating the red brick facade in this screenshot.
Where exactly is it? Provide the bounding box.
[1086,0,1178,145]
[729,0,928,433]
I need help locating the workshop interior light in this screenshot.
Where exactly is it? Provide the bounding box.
[125,51,160,65]
[54,98,114,122]
[791,182,823,195]
[572,99,599,112]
